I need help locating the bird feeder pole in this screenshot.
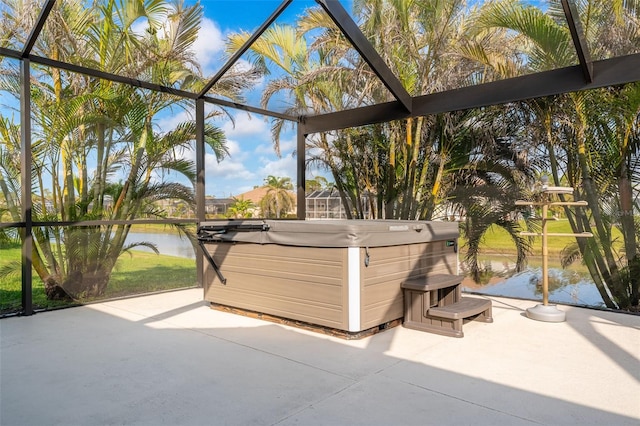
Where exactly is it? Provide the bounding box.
[515,177,592,322]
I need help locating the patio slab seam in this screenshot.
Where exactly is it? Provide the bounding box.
[270,379,363,426]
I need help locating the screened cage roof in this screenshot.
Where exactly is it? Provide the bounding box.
[1,0,639,134]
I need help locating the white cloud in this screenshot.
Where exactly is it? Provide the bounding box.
[154,109,194,134]
[257,153,297,180]
[192,17,226,76]
[205,138,257,182]
[221,112,269,138]
[254,135,296,155]
[279,137,297,153]
[254,142,278,155]
[224,139,246,158]
[230,58,253,73]
[205,151,258,197]
[205,152,255,180]
[130,18,150,37]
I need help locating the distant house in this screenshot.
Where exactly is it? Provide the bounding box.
[204,196,234,217]
[306,189,345,219]
[234,186,296,218]
[305,188,373,219]
[235,187,270,205]
[154,198,193,218]
[85,195,113,214]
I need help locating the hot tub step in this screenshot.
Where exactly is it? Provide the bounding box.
[428,297,493,321]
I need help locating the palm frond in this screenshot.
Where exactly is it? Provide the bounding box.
[560,240,584,269]
[0,260,21,280]
[476,0,574,70]
[140,182,195,205]
[121,241,159,255]
[162,1,201,56]
[164,158,196,182]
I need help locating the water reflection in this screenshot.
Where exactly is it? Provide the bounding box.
[126,232,196,259]
[461,258,605,308]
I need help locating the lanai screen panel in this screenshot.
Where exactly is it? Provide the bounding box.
[0,55,23,315]
[0,0,48,51]
[572,1,640,60]
[204,0,396,115]
[337,0,581,97]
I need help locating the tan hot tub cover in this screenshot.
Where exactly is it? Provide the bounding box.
[197,219,458,247]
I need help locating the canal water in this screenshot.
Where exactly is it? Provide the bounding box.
[461,266,605,308]
[128,232,605,308]
[126,232,196,259]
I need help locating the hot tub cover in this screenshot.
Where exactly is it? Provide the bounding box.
[198,219,458,248]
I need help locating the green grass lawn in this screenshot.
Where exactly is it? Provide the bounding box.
[0,247,196,314]
[462,219,623,256]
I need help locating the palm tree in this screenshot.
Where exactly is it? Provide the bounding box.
[305,176,330,193]
[228,21,377,218]
[259,175,295,219]
[0,0,248,299]
[229,1,535,238]
[300,0,522,220]
[226,196,255,219]
[443,105,537,281]
[476,0,640,309]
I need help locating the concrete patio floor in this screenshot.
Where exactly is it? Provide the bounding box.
[1,288,639,426]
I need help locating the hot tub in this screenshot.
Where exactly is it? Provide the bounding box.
[198,220,459,333]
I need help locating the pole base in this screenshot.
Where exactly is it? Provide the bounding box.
[526,304,566,323]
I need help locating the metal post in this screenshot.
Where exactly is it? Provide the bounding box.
[20,58,33,315]
[296,123,306,220]
[195,99,205,287]
[541,200,549,306]
[561,0,593,83]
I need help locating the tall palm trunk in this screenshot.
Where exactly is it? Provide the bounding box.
[616,99,639,306]
[93,122,106,210]
[538,101,616,307]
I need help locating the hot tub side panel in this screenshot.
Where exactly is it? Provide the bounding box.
[360,240,458,330]
[203,243,349,330]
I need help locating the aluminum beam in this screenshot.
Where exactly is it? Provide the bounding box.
[302,101,409,134]
[0,47,22,60]
[195,98,205,288]
[200,95,297,121]
[20,59,33,315]
[561,0,593,83]
[316,0,412,112]
[195,99,206,222]
[0,222,23,229]
[21,0,56,57]
[413,54,640,115]
[296,125,306,220]
[22,54,296,121]
[303,53,640,133]
[198,0,293,98]
[31,54,197,97]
